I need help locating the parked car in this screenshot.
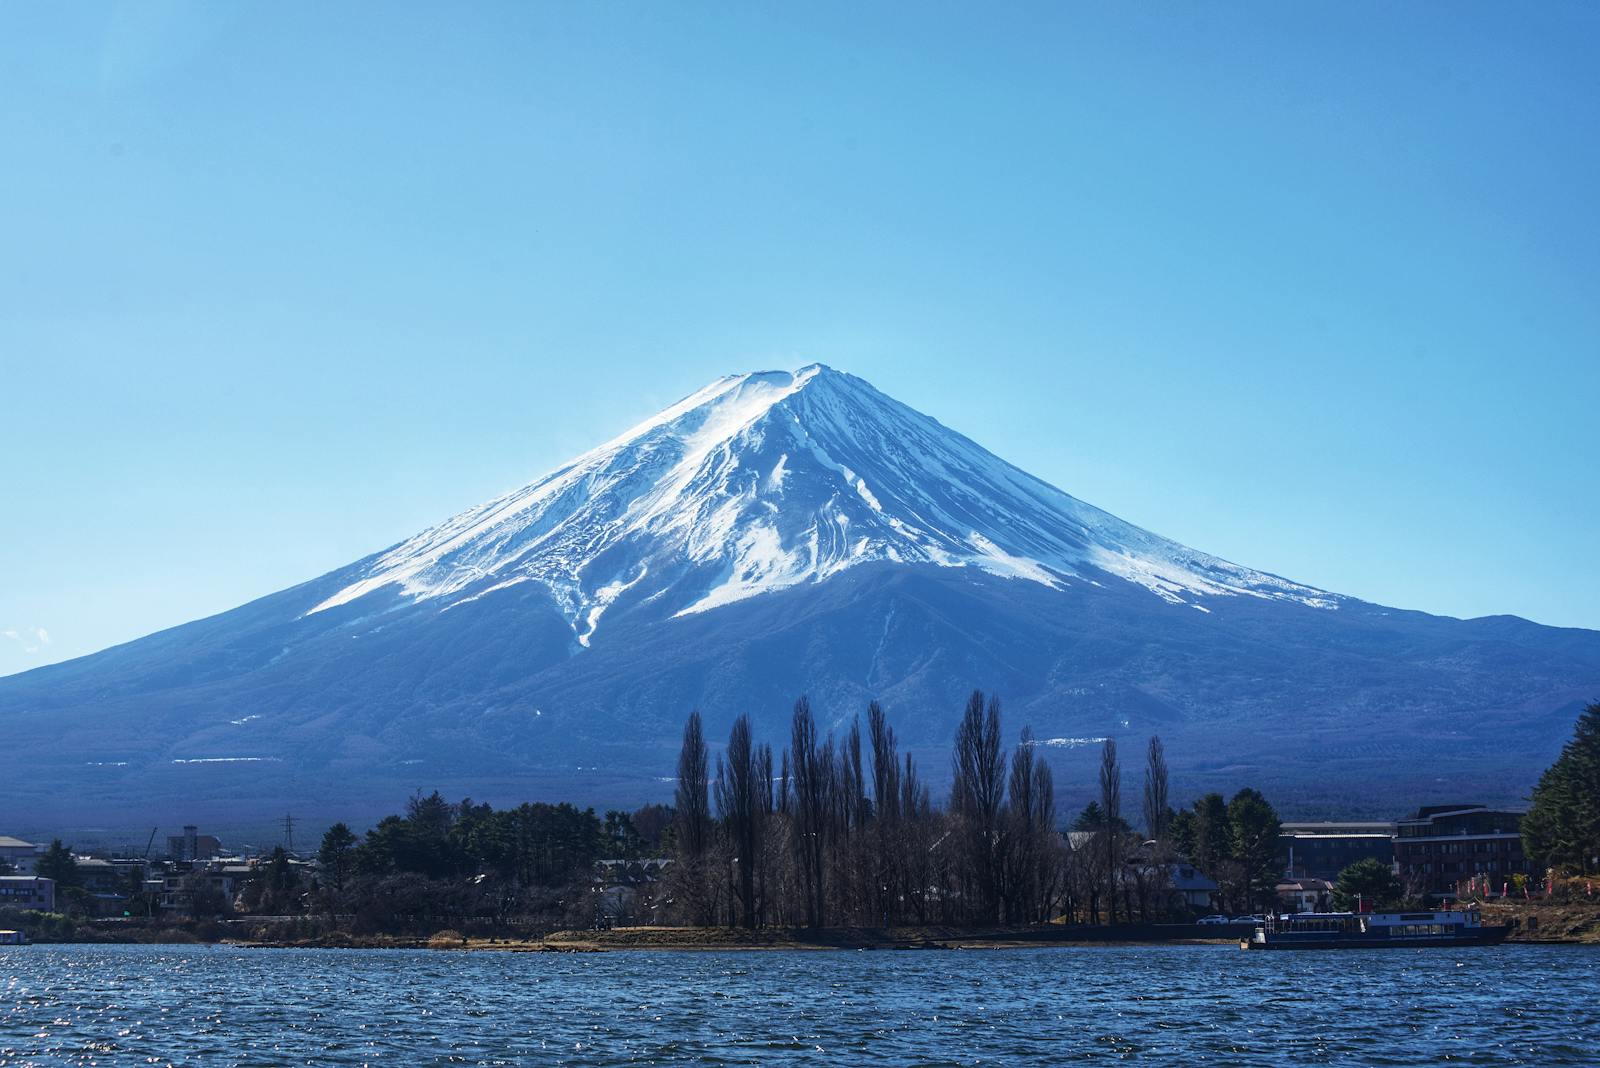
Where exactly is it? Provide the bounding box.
[1196,914,1232,925]
[1231,915,1267,925]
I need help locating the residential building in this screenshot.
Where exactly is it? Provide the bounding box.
[0,836,42,874]
[157,858,256,913]
[1394,804,1531,900]
[593,858,672,925]
[1278,821,1396,880]
[73,857,127,898]
[1169,861,1220,912]
[166,826,223,862]
[1276,877,1335,913]
[0,875,56,911]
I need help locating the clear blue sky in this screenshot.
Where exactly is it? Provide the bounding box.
[3,2,1598,677]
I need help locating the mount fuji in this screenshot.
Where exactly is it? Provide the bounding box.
[4,365,1597,833]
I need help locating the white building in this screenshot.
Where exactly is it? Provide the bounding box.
[0,875,56,911]
[0,837,42,874]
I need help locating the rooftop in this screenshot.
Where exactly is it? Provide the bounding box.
[1400,804,1527,824]
[1276,878,1335,891]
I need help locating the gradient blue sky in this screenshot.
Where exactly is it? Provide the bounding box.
[3,2,1598,677]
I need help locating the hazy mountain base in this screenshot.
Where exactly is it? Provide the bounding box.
[4,562,1596,835]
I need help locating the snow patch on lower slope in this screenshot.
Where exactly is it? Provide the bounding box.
[575,564,649,646]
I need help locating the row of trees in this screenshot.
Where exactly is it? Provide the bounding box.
[25,795,670,932]
[1522,701,1600,873]
[668,691,1283,928]
[305,793,670,932]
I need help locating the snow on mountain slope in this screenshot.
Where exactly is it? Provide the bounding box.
[308,364,1338,645]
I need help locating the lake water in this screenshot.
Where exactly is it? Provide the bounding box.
[2,942,1596,1065]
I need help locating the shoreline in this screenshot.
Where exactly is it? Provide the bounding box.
[233,926,1246,953]
[15,899,1599,950]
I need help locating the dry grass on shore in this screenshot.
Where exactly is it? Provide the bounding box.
[1482,899,1600,944]
[454,925,1239,953]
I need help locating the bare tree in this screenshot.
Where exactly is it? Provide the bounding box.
[832,717,870,923]
[951,690,1006,924]
[715,715,763,928]
[1008,727,1038,922]
[900,751,931,923]
[675,712,711,857]
[672,711,715,923]
[867,702,902,924]
[1143,735,1170,841]
[1032,758,1060,920]
[788,696,831,927]
[755,742,776,925]
[1099,738,1121,924]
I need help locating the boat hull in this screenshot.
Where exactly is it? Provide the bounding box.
[1241,924,1514,950]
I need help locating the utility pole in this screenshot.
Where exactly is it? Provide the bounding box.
[282,813,296,855]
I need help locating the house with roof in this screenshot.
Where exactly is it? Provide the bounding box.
[1170,861,1221,912]
[1275,876,1335,913]
[0,836,43,874]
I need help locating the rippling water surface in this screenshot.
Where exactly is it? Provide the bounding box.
[3,942,1596,1065]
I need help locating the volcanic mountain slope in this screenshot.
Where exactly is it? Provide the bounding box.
[306,364,1337,636]
[3,365,1597,834]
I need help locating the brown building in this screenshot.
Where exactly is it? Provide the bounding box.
[1394,804,1530,901]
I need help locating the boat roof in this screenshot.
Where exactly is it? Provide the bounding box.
[1280,909,1468,920]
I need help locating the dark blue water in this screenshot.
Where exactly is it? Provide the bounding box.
[2,943,1596,1065]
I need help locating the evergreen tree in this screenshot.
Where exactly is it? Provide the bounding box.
[36,839,81,888]
[263,845,300,911]
[1073,802,1132,835]
[1523,701,1600,873]
[1226,788,1281,912]
[1189,793,1230,877]
[1331,857,1402,911]
[601,811,645,859]
[1168,808,1196,858]
[318,823,358,892]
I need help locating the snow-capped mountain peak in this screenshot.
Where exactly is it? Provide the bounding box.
[307,365,1336,644]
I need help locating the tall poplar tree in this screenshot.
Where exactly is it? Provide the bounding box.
[716,715,763,928]
[1143,735,1170,840]
[1099,739,1122,922]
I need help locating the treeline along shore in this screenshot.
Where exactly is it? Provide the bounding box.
[8,697,1599,949]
